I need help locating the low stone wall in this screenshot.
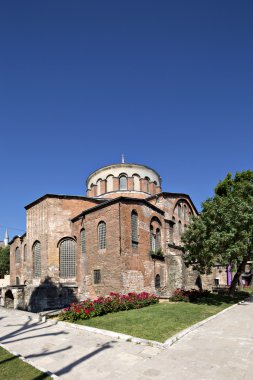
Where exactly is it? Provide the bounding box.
[0,275,10,287]
[0,283,78,312]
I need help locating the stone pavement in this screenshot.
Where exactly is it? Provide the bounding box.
[0,298,253,380]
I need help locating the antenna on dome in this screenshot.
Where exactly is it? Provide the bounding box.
[121,154,125,163]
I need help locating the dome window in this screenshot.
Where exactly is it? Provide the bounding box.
[119,175,127,190]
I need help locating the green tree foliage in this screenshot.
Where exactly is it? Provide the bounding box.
[182,171,253,296]
[0,246,10,278]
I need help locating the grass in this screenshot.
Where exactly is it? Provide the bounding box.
[0,346,52,380]
[74,291,250,343]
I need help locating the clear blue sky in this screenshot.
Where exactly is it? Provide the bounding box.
[0,1,252,240]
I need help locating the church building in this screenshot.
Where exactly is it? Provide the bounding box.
[6,160,227,311]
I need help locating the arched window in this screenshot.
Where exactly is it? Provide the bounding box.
[33,241,41,278]
[155,274,161,288]
[15,247,20,264]
[133,174,140,191]
[98,221,106,249]
[150,225,155,251]
[96,179,102,196]
[59,239,76,278]
[131,211,138,247]
[150,221,162,253]
[178,204,181,218]
[183,205,187,220]
[155,228,161,251]
[119,175,127,190]
[23,244,27,262]
[80,229,86,254]
[106,175,114,192]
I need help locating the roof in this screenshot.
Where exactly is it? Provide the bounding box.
[86,162,162,186]
[9,233,26,245]
[146,192,199,215]
[25,194,105,210]
[71,196,164,222]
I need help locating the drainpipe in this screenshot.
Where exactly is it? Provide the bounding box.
[227,264,232,286]
[119,202,122,255]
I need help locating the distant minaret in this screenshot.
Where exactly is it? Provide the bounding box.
[4,229,9,246]
[121,154,125,163]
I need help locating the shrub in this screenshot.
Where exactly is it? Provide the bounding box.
[59,292,158,322]
[170,288,210,302]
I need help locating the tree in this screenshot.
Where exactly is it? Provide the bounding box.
[0,245,10,278]
[182,171,253,296]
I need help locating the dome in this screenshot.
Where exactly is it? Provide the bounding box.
[86,163,162,199]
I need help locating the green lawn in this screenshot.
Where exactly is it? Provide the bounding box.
[75,292,249,343]
[0,346,52,380]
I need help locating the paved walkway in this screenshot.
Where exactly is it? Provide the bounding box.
[0,299,253,380]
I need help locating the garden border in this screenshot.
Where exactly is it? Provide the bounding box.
[46,297,252,349]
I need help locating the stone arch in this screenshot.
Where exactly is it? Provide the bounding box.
[5,289,14,308]
[173,199,194,219]
[150,216,162,229]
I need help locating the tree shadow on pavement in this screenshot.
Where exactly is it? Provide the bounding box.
[54,341,117,377]
[0,315,69,343]
[0,309,119,378]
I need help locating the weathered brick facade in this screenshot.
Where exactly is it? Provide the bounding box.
[6,162,230,312]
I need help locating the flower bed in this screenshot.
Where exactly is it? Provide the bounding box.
[59,292,158,322]
[170,288,211,302]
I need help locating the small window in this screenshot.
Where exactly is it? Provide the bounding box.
[119,175,127,190]
[131,211,138,248]
[214,278,219,286]
[59,239,76,278]
[155,274,161,288]
[98,221,106,249]
[94,269,101,284]
[23,244,27,262]
[33,241,41,278]
[16,277,20,285]
[15,247,21,264]
[81,229,86,254]
[145,177,150,193]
